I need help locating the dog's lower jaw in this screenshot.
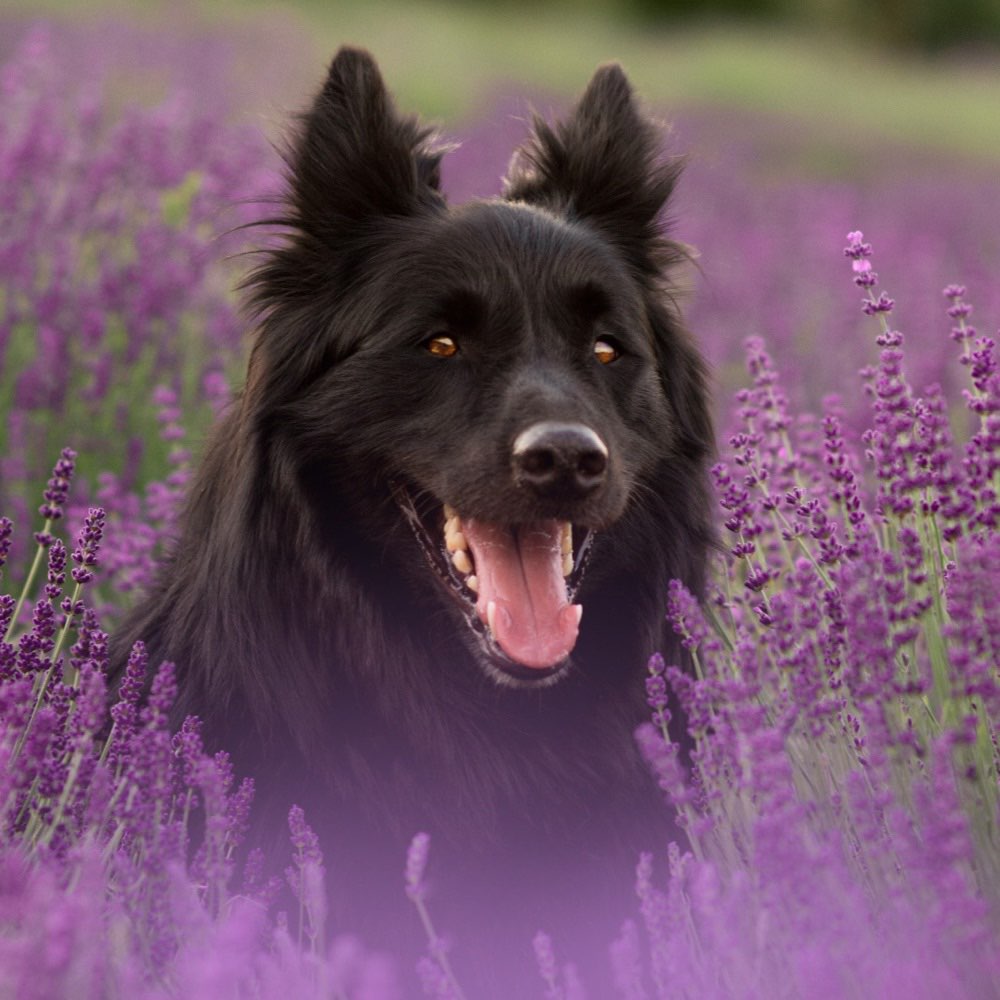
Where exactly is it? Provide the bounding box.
[390,481,596,686]
[472,637,574,689]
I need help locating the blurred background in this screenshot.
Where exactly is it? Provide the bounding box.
[2,0,999,580]
[6,0,999,150]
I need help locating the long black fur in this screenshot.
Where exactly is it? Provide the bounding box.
[109,48,714,992]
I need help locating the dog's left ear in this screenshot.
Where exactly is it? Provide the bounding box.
[504,64,680,278]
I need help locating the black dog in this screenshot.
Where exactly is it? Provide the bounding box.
[110,48,713,991]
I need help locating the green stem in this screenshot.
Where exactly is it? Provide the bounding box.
[702,599,736,655]
[38,748,84,848]
[410,892,468,1000]
[51,580,83,685]
[3,521,52,643]
[98,721,116,766]
[12,650,68,767]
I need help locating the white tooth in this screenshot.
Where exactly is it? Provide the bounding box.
[561,522,573,555]
[446,529,467,553]
[562,551,574,577]
[444,515,460,537]
[466,575,479,593]
[573,604,583,625]
[487,600,497,636]
[452,549,473,574]
[443,504,457,520]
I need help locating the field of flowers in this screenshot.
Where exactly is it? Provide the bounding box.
[2,16,1000,999]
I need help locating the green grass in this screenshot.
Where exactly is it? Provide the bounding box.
[7,0,1000,169]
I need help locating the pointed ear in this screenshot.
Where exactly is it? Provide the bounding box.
[503,64,681,276]
[287,47,446,240]
[241,50,448,413]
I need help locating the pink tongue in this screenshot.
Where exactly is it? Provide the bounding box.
[462,518,580,669]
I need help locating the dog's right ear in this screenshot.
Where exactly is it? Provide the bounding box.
[286,47,446,243]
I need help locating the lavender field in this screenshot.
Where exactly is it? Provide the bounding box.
[2,17,1000,999]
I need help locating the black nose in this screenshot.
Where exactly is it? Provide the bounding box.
[512,422,608,499]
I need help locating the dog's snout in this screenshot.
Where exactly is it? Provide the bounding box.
[512,422,608,498]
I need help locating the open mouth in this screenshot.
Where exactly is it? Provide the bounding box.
[391,483,596,682]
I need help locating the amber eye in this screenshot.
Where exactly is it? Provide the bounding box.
[426,335,458,358]
[594,339,619,365]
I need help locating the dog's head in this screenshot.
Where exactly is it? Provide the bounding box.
[243,49,712,687]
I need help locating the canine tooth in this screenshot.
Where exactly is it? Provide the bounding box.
[443,504,458,521]
[444,515,460,537]
[573,603,583,625]
[452,549,473,574]
[445,529,467,553]
[562,551,574,578]
[561,522,573,555]
[487,600,497,636]
[466,574,479,593]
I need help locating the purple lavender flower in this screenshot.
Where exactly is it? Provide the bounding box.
[944,533,1000,714]
[68,608,108,679]
[404,830,431,903]
[532,930,562,999]
[105,640,147,770]
[43,538,66,601]
[70,507,105,585]
[16,597,57,674]
[286,804,323,874]
[190,752,239,915]
[636,722,695,813]
[644,652,672,735]
[0,595,16,676]
[37,447,76,527]
[0,516,13,574]
[225,775,255,858]
[608,919,646,1000]
[142,658,177,729]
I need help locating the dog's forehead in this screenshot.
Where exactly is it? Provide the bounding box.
[426,200,625,281]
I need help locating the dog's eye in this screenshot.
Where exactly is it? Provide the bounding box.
[426,335,458,358]
[593,339,620,365]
